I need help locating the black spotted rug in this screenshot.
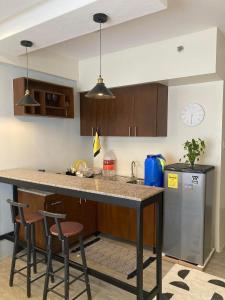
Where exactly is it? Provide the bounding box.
[162,264,225,299]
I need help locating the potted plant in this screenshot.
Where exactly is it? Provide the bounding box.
[180,138,205,168]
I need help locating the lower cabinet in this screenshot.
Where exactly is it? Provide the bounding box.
[18,189,97,252]
[97,203,155,247]
[18,188,155,250]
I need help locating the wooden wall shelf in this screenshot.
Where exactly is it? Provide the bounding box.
[13,77,74,118]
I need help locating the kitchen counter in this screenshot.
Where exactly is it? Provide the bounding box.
[0,168,163,299]
[0,168,163,202]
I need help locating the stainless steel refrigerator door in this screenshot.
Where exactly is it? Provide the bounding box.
[163,171,183,259]
[181,172,205,265]
[163,171,206,265]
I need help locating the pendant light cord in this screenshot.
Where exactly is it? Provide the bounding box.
[99,22,102,77]
[26,47,29,90]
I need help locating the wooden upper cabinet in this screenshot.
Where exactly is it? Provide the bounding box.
[80,82,168,137]
[133,84,158,137]
[80,93,96,136]
[156,84,168,136]
[95,100,110,136]
[80,93,113,136]
[107,87,134,136]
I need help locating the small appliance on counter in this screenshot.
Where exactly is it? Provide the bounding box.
[144,154,165,187]
[163,163,215,266]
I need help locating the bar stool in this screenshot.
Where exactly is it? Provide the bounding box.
[7,199,46,298]
[40,210,92,300]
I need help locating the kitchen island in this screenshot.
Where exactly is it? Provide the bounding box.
[0,169,164,300]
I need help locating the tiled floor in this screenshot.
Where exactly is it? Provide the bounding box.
[0,239,224,299]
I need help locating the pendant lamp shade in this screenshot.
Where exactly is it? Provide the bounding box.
[17,89,40,106]
[85,13,115,100]
[85,76,115,99]
[17,40,40,107]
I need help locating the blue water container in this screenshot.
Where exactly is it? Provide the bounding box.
[144,154,165,187]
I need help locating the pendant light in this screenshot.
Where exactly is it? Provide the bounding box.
[17,40,40,106]
[85,13,115,99]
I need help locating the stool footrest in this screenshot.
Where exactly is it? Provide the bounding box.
[52,265,64,275]
[69,273,85,286]
[49,286,88,300]
[14,265,28,273]
[30,272,46,283]
[48,279,65,292]
[71,288,88,300]
[15,252,27,260]
[14,270,27,277]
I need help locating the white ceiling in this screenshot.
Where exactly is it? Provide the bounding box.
[0,0,44,23]
[43,0,225,60]
[0,0,167,57]
[1,0,225,61]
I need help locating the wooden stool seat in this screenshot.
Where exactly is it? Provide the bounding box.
[50,221,83,238]
[16,212,43,224]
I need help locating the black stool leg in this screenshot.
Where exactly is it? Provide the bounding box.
[31,223,37,274]
[9,222,20,287]
[79,235,92,300]
[63,238,69,300]
[26,225,32,298]
[43,230,54,283]
[43,235,52,300]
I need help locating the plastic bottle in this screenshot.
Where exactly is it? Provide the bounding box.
[144,154,165,187]
[103,151,116,177]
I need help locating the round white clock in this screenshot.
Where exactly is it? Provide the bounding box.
[181,103,205,127]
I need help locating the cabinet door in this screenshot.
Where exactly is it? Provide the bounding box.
[80,93,96,136]
[156,84,168,136]
[97,203,130,240]
[129,204,155,247]
[133,84,158,137]
[107,87,134,136]
[59,196,97,238]
[95,99,110,136]
[81,200,97,237]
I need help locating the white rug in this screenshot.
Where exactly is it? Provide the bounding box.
[162,264,225,300]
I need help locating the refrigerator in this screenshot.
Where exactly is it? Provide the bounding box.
[163,163,215,266]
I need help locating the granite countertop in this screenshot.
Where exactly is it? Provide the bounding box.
[0,169,164,202]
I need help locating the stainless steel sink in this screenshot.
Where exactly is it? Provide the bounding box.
[126,178,144,185]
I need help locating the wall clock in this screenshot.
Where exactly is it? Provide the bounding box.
[181,103,205,127]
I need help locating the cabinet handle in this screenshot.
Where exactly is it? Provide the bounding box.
[91,127,94,136]
[84,198,87,203]
[79,198,82,205]
[49,201,62,206]
[128,126,131,136]
[134,126,137,136]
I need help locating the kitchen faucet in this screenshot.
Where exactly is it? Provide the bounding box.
[131,161,136,178]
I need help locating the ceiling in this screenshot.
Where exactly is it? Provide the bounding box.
[0,0,225,61]
[0,0,44,23]
[0,0,167,57]
[45,0,225,60]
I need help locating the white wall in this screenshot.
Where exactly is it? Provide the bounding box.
[79,27,218,90]
[0,49,78,80]
[0,62,92,235]
[217,29,225,80]
[219,83,225,250]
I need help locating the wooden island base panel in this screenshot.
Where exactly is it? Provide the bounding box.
[0,168,164,300]
[18,188,156,252]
